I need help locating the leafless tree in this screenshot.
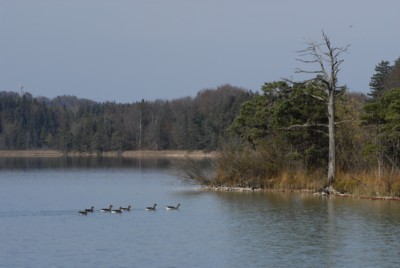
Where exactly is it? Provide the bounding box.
[296,32,349,189]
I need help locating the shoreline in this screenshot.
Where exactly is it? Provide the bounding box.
[202,186,400,202]
[0,149,217,158]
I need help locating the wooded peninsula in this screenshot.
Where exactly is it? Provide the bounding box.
[1,36,399,198]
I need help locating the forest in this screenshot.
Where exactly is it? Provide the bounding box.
[0,84,251,152]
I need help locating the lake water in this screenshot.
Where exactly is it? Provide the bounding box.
[1,157,400,268]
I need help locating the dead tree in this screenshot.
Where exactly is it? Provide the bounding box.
[296,32,349,189]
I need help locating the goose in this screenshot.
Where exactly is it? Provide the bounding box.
[121,205,131,212]
[100,205,113,212]
[145,204,157,211]
[85,206,94,213]
[165,203,181,210]
[111,207,123,214]
[78,210,88,215]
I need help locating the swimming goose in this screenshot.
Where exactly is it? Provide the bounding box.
[79,210,88,215]
[111,207,123,214]
[100,205,113,212]
[145,204,157,211]
[165,203,181,210]
[85,206,94,213]
[121,205,131,211]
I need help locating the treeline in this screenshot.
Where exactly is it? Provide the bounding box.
[213,56,400,197]
[0,85,251,152]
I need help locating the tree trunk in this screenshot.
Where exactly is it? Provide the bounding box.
[327,89,336,185]
[295,31,348,189]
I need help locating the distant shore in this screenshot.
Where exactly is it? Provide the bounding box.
[0,150,217,158]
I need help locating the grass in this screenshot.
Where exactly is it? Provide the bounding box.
[334,170,400,197]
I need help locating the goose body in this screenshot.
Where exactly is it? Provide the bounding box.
[85,206,94,213]
[165,203,181,210]
[78,210,88,215]
[145,204,157,211]
[100,205,113,212]
[111,207,123,214]
[121,205,131,211]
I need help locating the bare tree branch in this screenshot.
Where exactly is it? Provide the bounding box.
[335,119,356,125]
[294,31,350,186]
[311,129,330,137]
[282,78,326,102]
[278,122,328,130]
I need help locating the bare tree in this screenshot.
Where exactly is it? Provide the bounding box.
[296,32,349,189]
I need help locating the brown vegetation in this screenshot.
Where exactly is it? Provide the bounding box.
[207,151,400,199]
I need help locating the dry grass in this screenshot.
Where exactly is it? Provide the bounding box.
[334,170,400,197]
[270,170,325,191]
[210,168,400,198]
[213,167,400,198]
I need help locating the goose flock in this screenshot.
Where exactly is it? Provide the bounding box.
[78,203,180,215]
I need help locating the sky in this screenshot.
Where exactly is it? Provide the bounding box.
[1,0,399,103]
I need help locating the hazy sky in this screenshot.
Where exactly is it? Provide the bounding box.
[1,0,399,103]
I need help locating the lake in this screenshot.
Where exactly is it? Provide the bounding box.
[0,157,400,268]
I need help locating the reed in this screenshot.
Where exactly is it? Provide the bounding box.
[213,147,400,197]
[334,170,400,197]
[271,169,324,191]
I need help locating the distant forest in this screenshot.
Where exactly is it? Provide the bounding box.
[0,84,251,152]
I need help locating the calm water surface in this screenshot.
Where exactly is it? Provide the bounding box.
[0,157,400,267]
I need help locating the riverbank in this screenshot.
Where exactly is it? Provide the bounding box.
[202,185,400,201]
[0,150,217,158]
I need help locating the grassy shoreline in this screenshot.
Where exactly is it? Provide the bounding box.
[201,185,400,202]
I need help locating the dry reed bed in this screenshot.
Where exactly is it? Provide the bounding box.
[205,168,400,201]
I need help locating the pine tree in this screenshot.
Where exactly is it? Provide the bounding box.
[368,60,393,99]
[383,56,400,92]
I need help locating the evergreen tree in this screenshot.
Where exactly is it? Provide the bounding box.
[368,60,393,99]
[383,56,400,92]
[230,81,328,169]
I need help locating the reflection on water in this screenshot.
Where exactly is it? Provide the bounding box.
[211,192,400,267]
[0,156,173,170]
[0,156,215,172]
